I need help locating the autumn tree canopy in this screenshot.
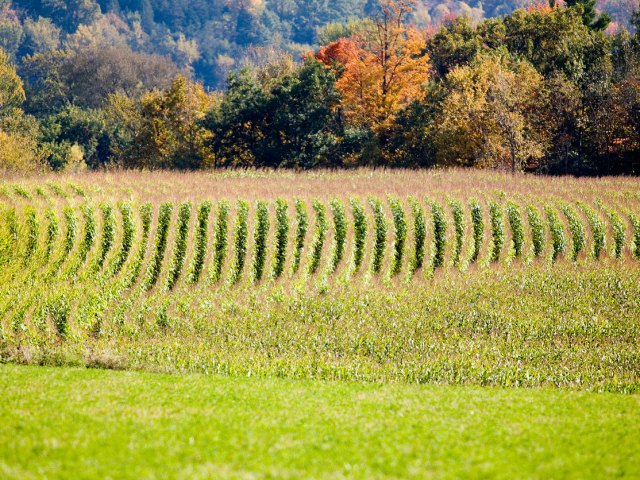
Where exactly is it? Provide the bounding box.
[316,0,430,133]
[434,53,553,172]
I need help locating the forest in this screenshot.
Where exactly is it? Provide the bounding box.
[1,0,639,175]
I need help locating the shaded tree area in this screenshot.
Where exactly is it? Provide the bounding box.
[1,0,640,175]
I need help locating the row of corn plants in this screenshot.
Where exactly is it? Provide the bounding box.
[1,196,640,294]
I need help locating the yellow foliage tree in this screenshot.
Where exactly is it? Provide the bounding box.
[0,48,45,172]
[434,53,553,172]
[107,75,215,169]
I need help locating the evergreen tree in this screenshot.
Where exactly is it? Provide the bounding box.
[140,0,155,33]
[565,0,611,31]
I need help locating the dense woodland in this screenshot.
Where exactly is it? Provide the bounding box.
[0,0,639,174]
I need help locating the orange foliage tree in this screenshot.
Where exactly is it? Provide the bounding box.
[315,0,430,133]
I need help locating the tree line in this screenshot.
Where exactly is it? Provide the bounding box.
[1,0,639,174]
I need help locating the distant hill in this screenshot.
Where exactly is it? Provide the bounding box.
[2,0,635,87]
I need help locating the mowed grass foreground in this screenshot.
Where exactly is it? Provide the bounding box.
[2,364,639,480]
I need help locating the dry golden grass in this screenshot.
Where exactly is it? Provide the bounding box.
[3,168,639,205]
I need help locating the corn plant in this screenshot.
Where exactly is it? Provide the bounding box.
[44,209,59,263]
[527,205,545,258]
[430,200,447,270]
[49,294,70,338]
[545,205,565,262]
[230,200,249,284]
[13,185,31,199]
[60,207,77,265]
[560,203,585,262]
[308,200,328,275]
[409,198,426,274]
[68,183,88,198]
[578,202,605,259]
[0,207,18,265]
[143,202,173,291]
[111,202,135,276]
[94,203,116,272]
[46,182,67,198]
[188,200,212,284]
[74,203,97,272]
[369,197,387,274]
[603,207,625,259]
[506,201,524,259]
[329,199,347,274]
[211,200,230,284]
[389,197,407,276]
[0,209,7,265]
[272,198,289,279]
[123,203,153,288]
[350,198,367,274]
[252,201,269,282]
[166,202,192,291]
[449,199,464,267]
[630,213,640,260]
[291,199,308,275]
[24,207,39,265]
[488,201,504,263]
[469,199,484,264]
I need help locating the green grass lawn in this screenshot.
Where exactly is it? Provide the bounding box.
[1,364,638,479]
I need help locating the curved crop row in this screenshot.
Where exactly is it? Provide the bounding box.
[1,195,639,290]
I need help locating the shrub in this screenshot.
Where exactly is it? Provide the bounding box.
[409,198,426,274]
[449,199,464,267]
[211,200,230,284]
[24,207,39,264]
[188,200,212,284]
[230,200,249,284]
[631,213,640,260]
[329,199,347,274]
[430,200,447,270]
[488,201,504,263]
[506,201,524,259]
[389,197,407,276]
[111,203,135,276]
[578,202,605,259]
[350,198,367,274]
[369,197,387,274]
[144,202,173,291]
[560,203,585,262]
[272,198,289,279]
[166,202,192,291]
[95,203,116,272]
[545,205,566,262]
[527,205,544,258]
[44,208,59,263]
[307,200,328,275]
[469,199,484,264]
[252,201,270,282]
[292,199,308,275]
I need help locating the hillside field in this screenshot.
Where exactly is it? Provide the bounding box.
[1,169,640,477]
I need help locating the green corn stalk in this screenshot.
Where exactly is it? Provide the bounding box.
[272,198,289,279]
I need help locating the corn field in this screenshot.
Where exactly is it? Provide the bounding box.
[1,173,639,390]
